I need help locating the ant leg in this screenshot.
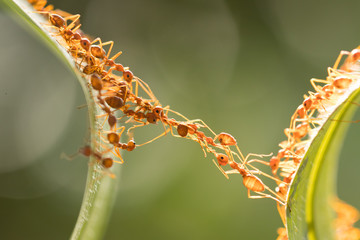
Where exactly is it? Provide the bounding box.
[161,108,182,139]
[52,9,74,18]
[187,119,217,136]
[130,118,148,125]
[221,148,248,171]
[60,151,79,161]
[109,50,123,62]
[127,123,147,136]
[292,116,323,128]
[76,104,89,111]
[296,109,316,129]
[310,78,330,92]
[333,50,350,69]
[185,134,207,157]
[100,41,114,59]
[246,165,287,185]
[235,145,247,164]
[225,169,239,175]
[102,126,125,136]
[90,37,102,45]
[100,41,122,61]
[168,125,177,137]
[117,126,126,137]
[99,40,122,62]
[34,1,53,11]
[327,67,343,78]
[137,128,171,147]
[289,105,310,130]
[196,137,208,157]
[248,190,285,206]
[165,108,190,121]
[92,39,122,61]
[134,80,139,100]
[64,14,81,30]
[277,204,287,226]
[246,159,270,166]
[96,113,108,119]
[133,77,158,102]
[213,146,248,167]
[32,1,46,10]
[93,167,116,179]
[136,77,157,101]
[113,147,124,164]
[157,118,168,138]
[242,151,273,165]
[332,119,360,123]
[349,101,360,107]
[40,23,59,32]
[70,23,82,34]
[43,5,54,12]
[263,184,286,202]
[96,114,109,129]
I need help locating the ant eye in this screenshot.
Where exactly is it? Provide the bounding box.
[123,70,133,83]
[80,38,91,51]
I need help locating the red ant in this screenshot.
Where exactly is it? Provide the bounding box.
[212,153,286,205]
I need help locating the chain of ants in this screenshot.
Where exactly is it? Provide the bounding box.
[28,0,292,205]
[28,1,360,239]
[267,47,360,237]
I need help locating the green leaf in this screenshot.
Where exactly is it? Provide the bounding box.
[287,83,360,239]
[0,0,120,239]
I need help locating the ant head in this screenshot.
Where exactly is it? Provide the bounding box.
[79,145,92,157]
[216,153,229,166]
[269,156,280,173]
[127,140,136,151]
[302,97,312,110]
[153,106,163,118]
[123,70,134,83]
[80,38,91,51]
[146,112,157,124]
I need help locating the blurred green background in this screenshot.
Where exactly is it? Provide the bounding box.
[1,0,360,239]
